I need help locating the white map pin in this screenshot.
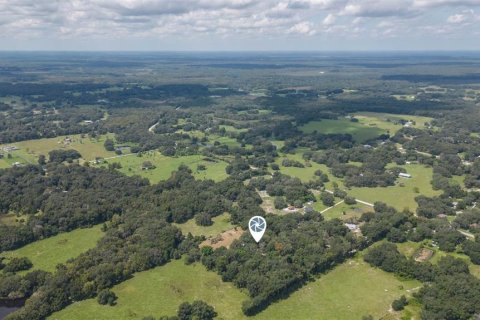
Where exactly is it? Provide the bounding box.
[248,216,267,243]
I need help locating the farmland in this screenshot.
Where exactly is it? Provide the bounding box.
[1,225,104,274]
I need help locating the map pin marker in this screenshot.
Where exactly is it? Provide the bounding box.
[249,216,267,243]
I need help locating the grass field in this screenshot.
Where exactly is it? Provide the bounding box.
[276,151,343,188]
[300,113,433,143]
[99,152,229,183]
[300,119,385,143]
[354,112,433,134]
[173,213,234,237]
[49,259,248,320]
[254,255,420,320]
[1,225,104,273]
[51,255,420,320]
[0,134,117,165]
[320,202,373,221]
[349,164,440,211]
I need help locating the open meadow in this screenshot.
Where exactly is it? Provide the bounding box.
[50,255,420,320]
[100,152,229,183]
[1,225,104,273]
[173,213,234,238]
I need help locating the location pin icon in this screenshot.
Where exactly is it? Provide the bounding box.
[248,216,267,243]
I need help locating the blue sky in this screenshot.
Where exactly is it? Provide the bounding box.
[0,0,479,51]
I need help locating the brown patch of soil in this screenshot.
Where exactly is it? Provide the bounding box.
[200,228,244,249]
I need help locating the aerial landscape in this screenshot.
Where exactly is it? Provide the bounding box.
[1,1,480,320]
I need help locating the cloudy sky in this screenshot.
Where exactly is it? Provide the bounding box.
[0,0,479,50]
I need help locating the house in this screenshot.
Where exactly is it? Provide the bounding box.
[399,172,412,178]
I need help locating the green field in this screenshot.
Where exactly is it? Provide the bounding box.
[354,112,434,134]
[300,119,385,143]
[320,202,373,221]
[300,113,433,143]
[98,152,229,183]
[276,151,343,188]
[349,164,440,211]
[254,255,420,320]
[50,255,420,320]
[1,225,104,273]
[173,213,234,237]
[49,259,248,320]
[0,134,117,166]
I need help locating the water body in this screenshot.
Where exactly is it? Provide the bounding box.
[0,299,24,319]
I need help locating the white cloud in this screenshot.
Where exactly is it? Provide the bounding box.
[0,0,479,48]
[288,21,317,35]
[323,13,336,25]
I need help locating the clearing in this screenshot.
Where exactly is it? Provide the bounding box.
[1,225,104,273]
[49,259,248,320]
[173,213,234,238]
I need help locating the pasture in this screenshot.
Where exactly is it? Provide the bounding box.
[0,134,117,165]
[105,152,229,183]
[173,213,234,237]
[1,225,104,273]
[300,113,434,143]
[300,119,385,143]
[50,255,420,320]
[349,164,440,211]
[49,259,248,320]
[254,255,420,320]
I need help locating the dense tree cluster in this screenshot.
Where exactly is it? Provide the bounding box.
[198,213,360,315]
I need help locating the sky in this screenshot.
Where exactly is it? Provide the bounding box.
[0,0,479,51]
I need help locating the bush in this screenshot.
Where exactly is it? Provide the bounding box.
[3,257,33,273]
[177,300,217,320]
[274,197,287,209]
[344,196,357,205]
[392,295,408,311]
[97,289,117,306]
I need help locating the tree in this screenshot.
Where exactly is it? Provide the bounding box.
[104,139,115,151]
[274,197,287,209]
[344,196,356,205]
[320,192,335,207]
[3,257,33,273]
[97,289,117,306]
[392,295,408,311]
[38,154,46,166]
[195,213,213,226]
[177,300,217,320]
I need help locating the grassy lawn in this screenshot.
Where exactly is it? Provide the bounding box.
[300,119,385,143]
[49,259,248,320]
[354,112,433,134]
[99,152,228,184]
[173,213,234,237]
[1,225,104,273]
[253,255,420,320]
[0,134,117,164]
[219,125,248,133]
[276,151,343,188]
[349,164,440,211]
[320,202,373,221]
